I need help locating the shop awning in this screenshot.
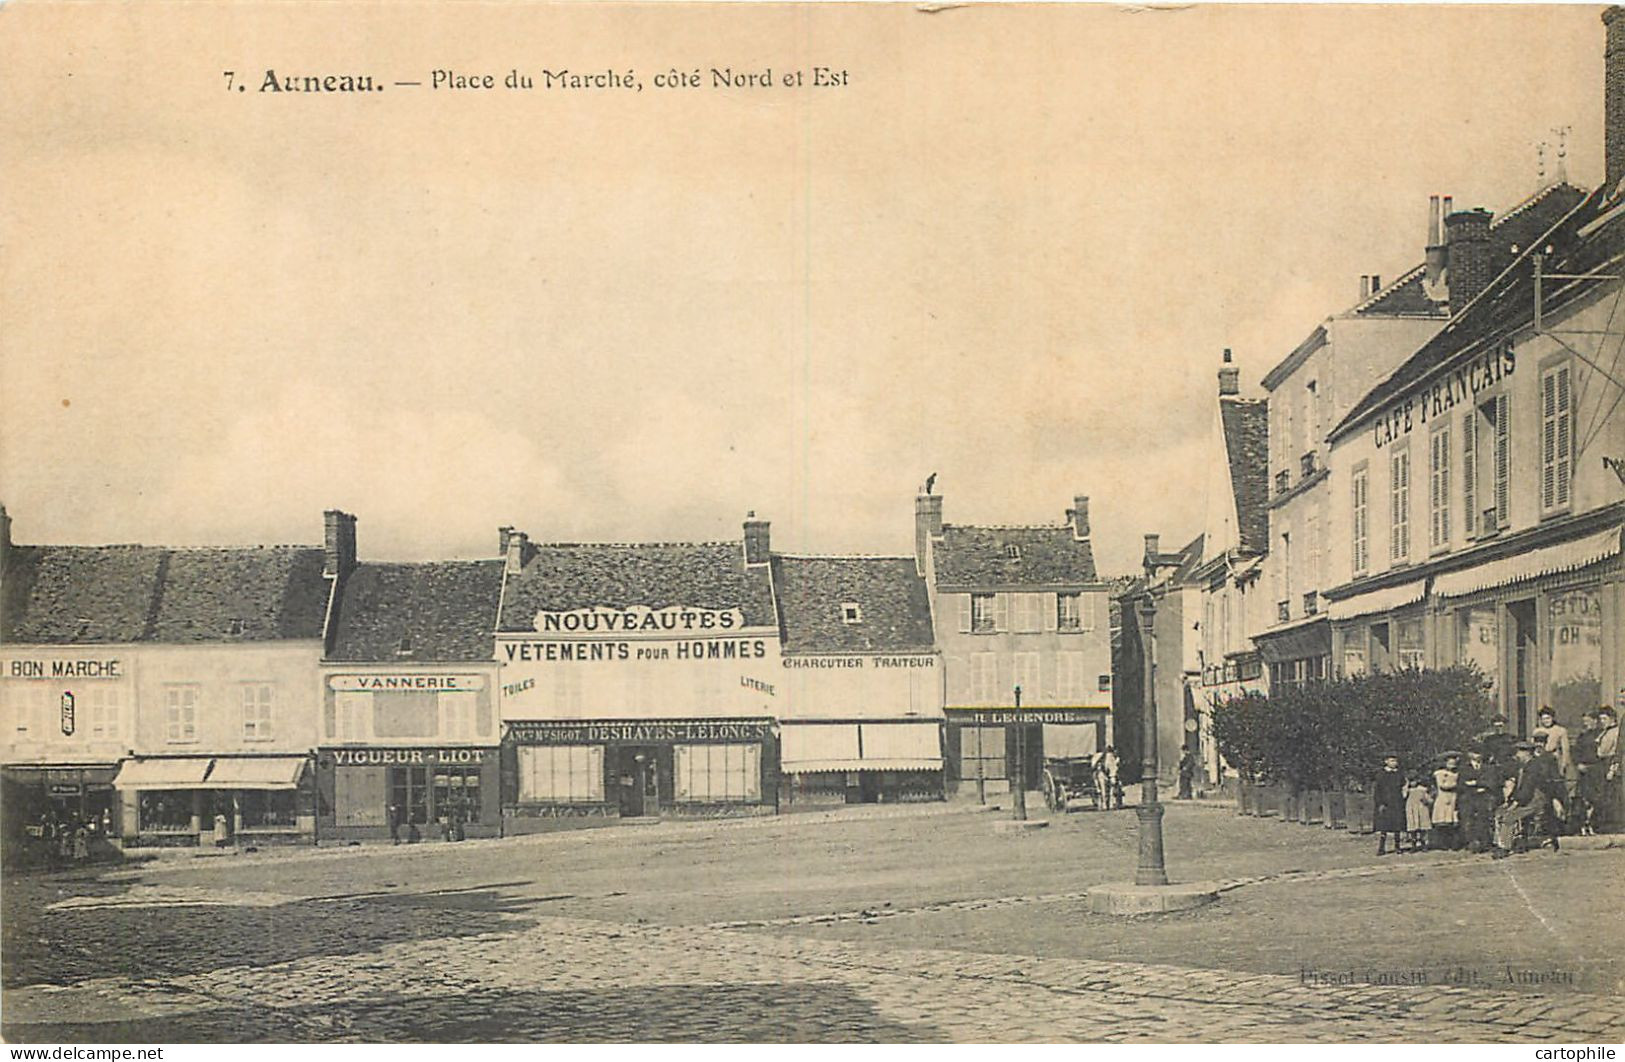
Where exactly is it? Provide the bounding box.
[1434,526,1622,599]
[1327,580,1426,622]
[112,758,212,791]
[780,722,942,772]
[206,757,307,790]
[854,722,942,770]
[781,723,862,772]
[1041,722,1097,758]
[1256,617,1331,664]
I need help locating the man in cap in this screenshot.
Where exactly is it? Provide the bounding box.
[1477,716,1517,770]
[1459,748,1497,853]
[1504,740,1561,854]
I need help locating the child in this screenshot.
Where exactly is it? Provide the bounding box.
[1431,753,1462,850]
[1405,771,1433,852]
[1374,754,1406,856]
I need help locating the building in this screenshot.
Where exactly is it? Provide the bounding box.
[916,490,1113,798]
[1113,534,1204,787]
[0,507,328,852]
[1190,353,1271,782]
[771,554,943,806]
[495,521,782,827]
[1325,178,1623,732]
[316,512,506,842]
[1254,184,1586,695]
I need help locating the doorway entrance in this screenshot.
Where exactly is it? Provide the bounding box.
[1507,599,1538,736]
[615,747,660,817]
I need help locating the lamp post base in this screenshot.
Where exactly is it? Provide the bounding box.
[1087,881,1220,915]
[1134,800,1169,886]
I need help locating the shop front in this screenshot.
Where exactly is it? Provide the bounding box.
[112,754,315,847]
[316,745,501,842]
[503,718,777,828]
[944,706,1110,798]
[1,763,121,866]
[778,718,943,806]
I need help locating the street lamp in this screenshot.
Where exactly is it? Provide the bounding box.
[1135,595,1168,886]
[1010,684,1027,821]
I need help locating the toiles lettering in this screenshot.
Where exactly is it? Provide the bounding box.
[532,605,745,634]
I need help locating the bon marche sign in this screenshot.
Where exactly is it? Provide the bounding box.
[6,658,122,679]
[508,719,773,744]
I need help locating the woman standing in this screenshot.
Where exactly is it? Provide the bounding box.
[1431,753,1462,850]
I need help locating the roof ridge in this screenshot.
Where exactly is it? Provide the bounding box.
[945,523,1071,531]
[532,540,736,549]
[774,552,914,561]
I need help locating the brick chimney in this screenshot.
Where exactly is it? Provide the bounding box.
[743,513,770,566]
[323,510,357,579]
[1066,495,1090,541]
[1445,208,1495,311]
[498,526,516,555]
[1218,349,1240,397]
[504,530,535,574]
[1143,533,1161,565]
[915,490,944,576]
[1606,7,1625,195]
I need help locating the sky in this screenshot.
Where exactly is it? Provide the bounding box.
[0,3,1608,576]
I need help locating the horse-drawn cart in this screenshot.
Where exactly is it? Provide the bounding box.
[1041,756,1100,812]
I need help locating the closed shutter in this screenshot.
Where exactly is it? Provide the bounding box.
[1494,392,1510,526]
[957,594,972,633]
[1462,410,1477,536]
[993,593,1010,633]
[1542,363,1573,512]
[1044,593,1059,631]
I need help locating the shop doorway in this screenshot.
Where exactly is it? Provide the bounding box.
[388,765,430,837]
[1508,600,1538,736]
[616,747,660,817]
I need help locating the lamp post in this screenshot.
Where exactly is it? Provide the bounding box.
[1010,684,1027,821]
[1135,595,1168,886]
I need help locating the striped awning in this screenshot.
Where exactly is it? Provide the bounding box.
[112,758,212,790]
[206,757,306,790]
[1434,526,1622,599]
[1328,580,1426,622]
[780,721,941,773]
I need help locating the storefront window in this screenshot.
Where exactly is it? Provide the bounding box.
[960,725,1007,781]
[138,791,194,831]
[389,765,429,825]
[518,745,605,802]
[673,743,760,802]
[432,765,482,822]
[240,790,298,828]
[1456,606,1499,691]
[1342,625,1368,677]
[1397,617,1425,670]
[1548,588,1602,720]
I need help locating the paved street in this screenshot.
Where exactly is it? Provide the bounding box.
[4,802,1622,1043]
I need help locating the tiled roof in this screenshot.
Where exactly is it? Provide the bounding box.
[498,542,776,631]
[328,561,503,662]
[1170,534,1207,583]
[2,545,328,645]
[932,525,1097,588]
[1354,183,1587,318]
[770,555,934,654]
[1221,398,1270,556]
[1332,184,1605,439]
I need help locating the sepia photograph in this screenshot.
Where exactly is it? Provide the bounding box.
[1,0,1622,1047]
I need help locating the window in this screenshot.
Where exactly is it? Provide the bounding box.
[396,635,413,656]
[1456,607,1499,692]
[1472,393,1511,530]
[1390,444,1410,562]
[1080,593,1096,632]
[240,790,298,828]
[9,683,46,735]
[1055,652,1084,700]
[1548,588,1602,718]
[960,725,1007,781]
[165,685,199,743]
[432,765,483,823]
[241,684,274,741]
[674,743,760,802]
[1351,464,1370,575]
[840,602,863,624]
[1541,361,1573,513]
[970,593,999,633]
[1429,425,1452,551]
[227,618,246,636]
[1012,652,1040,700]
[1397,617,1426,670]
[1098,673,1112,692]
[970,652,1000,703]
[1281,530,1293,610]
[439,691,478,740]
[330,692,372,741]
[1004,544,1022,560]
[518,745,604,802]
[1307,512,1322,593]
[87,686,120,740]
[1057,592,1081,631]
[138,791,195,831]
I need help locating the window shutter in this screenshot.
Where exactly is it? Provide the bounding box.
[1555,365,1572,508]
[1542,369,1557,511]
[1494,392,1510,526]
[957,594,971,633]
[1044,593,1059,631]
[993,593,1010,632]
[1082,593,1096,632]
[1462,410,1477,536]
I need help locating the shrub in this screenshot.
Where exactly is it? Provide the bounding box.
[1211,665,1495,790]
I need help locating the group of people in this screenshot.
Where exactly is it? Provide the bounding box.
[1373,703,1623,858]
[25,807,111,866]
